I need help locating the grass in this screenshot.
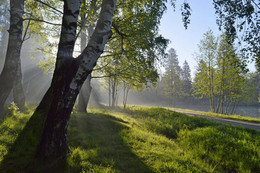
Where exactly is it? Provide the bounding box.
[0,105,259,172]
[166,107,260,123]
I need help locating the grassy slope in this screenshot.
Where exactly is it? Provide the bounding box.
[0,105,259,172]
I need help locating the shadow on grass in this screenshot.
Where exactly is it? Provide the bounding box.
[0,112,70,173]
[0,111,154,172]
[68,112,155,173]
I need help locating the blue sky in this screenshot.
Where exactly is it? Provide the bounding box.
[159,0,255,77]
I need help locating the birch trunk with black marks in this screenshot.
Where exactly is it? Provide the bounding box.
[77,0,88,112]
[0,0,24,116]
[35,0,117,159]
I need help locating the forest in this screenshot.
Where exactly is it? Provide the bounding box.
[0,0,259,172]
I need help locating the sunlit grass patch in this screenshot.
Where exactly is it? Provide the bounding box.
[109,105,260,172]
[178,126,260,172]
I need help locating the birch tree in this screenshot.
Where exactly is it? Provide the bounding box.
[193,30,218,112]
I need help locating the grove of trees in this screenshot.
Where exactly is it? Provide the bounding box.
[193,31,250,114]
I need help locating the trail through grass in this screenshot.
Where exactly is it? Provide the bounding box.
[166,107,260,123]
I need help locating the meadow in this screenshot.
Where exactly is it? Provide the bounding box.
[0,105,259,172]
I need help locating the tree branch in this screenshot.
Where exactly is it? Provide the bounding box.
[93,61,111,71]
[22,13,32,43]
[35,0,63,14]
[23,18,62,26]
[251,0,260,10]
[112,22,127,37]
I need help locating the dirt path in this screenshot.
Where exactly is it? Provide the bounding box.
[168,109,260,131]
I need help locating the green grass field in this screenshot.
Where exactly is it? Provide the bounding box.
[0,105,259,172]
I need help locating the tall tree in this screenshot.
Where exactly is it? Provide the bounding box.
[181,60,192,97]
[0,0,9,70]
[162,48,183,106]
[194,31,249,114]
[215,33,245,114]
[193,30,218,112]
[0,0,24,116]
[35,0,117,159]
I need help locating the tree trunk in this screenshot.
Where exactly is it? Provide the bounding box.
[225,98,231,115]
[78,0,97,112]
[111,75,118,107]
[13,57,25,111]
[35,0,117,159]
[220,93,224,114]
[231,100,239,115]
[109,77,111,106]
[123,81,129,110]
[77,0,88,113]
[78,75,92,112]
[216,94,220,113]
[0,0,24,116]
[0,1,9,71]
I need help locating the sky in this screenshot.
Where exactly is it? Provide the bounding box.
[159,0,255,78]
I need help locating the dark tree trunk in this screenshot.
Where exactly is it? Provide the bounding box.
[35,0,82,158]
[0,0,24,116]
[35,0,117,159]
[36,58,80,158]
[13,57,25,111]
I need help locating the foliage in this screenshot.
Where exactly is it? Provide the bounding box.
[24,0,63,73]
[213,0,260,69]
[193,31,251,114]
[95,0,170,107]
[193,30,218,112]
[215,33,246,114]
[244,72,260,105]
